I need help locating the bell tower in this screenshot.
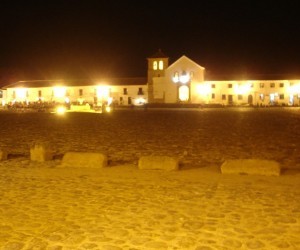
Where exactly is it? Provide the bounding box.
[147,49,169,103]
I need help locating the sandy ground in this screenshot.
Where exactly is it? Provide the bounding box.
[0,107,300,250]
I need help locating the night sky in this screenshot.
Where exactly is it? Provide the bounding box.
[1,1,300,85]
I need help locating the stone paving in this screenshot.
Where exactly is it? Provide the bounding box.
[0,108,300,249]
[0,159,299,250]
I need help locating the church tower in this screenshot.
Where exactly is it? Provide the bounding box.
[147,49,169,103]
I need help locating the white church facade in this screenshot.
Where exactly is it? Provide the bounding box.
[1,50,300,109]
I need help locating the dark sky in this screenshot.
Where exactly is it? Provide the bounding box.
[1,0,300,84]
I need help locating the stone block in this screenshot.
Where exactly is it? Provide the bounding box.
[138,156,179,171]
[221,159,281,176]
[0,149,8,161]
[30,143,53,162]
[60,152,108,168]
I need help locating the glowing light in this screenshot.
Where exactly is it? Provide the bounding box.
[288,84,300,94]
[179,72,190,84]
[234,83,252,95]
[53,87,66,98]
[173,71,190,84]
[2,100,6,106]
[105,106,111,112]
[173,76,179,83]
[196,84,211,95]
[134,97,146,106]
[96,86,110,99]
[179,86,189,101]
[107,97,113,105]
[15,88,27,100]
[56,106,66,115]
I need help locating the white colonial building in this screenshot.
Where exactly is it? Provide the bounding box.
[1,50,300,109]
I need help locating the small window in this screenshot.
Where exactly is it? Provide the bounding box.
[279,94,284,100]
[260,83,264,88]
[270,83,275,88]
[38,90,42,97]
[119,97,123,104]
[123,88,128,95]
[153,61,158,70]
[138,87,144,95]
[211,84,216,88]
[228,84,232,88]
[212,93,215,99]
[222,94,226,100]
[279,83,284,88]
[158,60,163,70]
[79,89,83,96]
[238,94,243,100]
[0,90,2,98]
[128,97,132,105]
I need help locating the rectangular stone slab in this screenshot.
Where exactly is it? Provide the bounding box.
[221,159,281,176]
[61,152,108,168]
[138,156,179,171]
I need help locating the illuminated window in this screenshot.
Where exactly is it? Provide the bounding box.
[279,94,284,99]
[222,94,226,100]
[270,83,275,88]
[123,88,128,95]
[260,83,264,88]
[158,60,163,70]
[228,84,232,88]
[238,95,243,100]
[211,84,215,88]
[280,83,284,88]
[79,89,83,96]
[173,72,179,83]
[179,86,189,101]
[212,93,215,99]
[179,71,189,84]
[153,61,158,70]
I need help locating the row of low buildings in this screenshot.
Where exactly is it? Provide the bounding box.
[1,50,300,109]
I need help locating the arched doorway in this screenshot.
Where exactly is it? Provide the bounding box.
[178,85,190,102]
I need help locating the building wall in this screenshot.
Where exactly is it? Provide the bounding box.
[2,55,300,108]
[3,84,147,107]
